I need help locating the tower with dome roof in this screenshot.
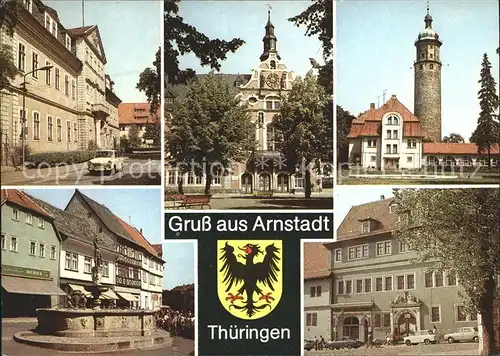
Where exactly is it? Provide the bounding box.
[414,2,442,142]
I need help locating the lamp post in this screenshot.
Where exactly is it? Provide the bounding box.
[21,65,53,170]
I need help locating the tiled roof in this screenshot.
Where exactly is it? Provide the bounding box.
[118,103,161,125]
[115,216,163,261]
[304,242,330,280]
[348,96,424,138]
[1,189,52,219]
[74,190,135,243]
[423,143,500,155]
[66,25,94,36]
[152,244,163,257]
[337,197,397,240]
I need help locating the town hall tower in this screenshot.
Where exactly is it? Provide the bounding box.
[414,4,442,142]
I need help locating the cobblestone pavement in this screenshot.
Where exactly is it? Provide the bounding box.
[306,343,478,355]
[1,321,193,356]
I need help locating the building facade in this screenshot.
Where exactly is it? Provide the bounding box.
[346,7,499,169]
[303,242,332,341]
[325,196,478,342]
[165,10,325,193]
[0,0,121,165]
[118,102,160,147]
[1,189,66,317]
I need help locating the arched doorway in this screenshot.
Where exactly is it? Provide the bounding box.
[397,311,417,338]
[343,316,360,341]
[241,173,253,193]
[258,173,271,192]
[277,173,288,192]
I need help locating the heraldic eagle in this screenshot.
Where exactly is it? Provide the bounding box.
[219,241,280,317]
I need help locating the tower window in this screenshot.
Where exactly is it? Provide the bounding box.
[430,64,434,69]
[430,53,433,59]
[420,64,423,70]
[420,52,425,59]
[270,60,276,69]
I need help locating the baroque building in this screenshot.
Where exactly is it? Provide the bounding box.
[346,6,499,169]
[0,0,121,165]
[165,10,324,193]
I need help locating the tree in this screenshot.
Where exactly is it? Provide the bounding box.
[138,0,245,114]
[167,73,255,194]
[470,53,500,168]
[0,0,24,89]
[128,126,142,148]
[143,124,161,146]
[393,188,500,355]
[336,105,356,163]
[443,133,465,143]
[273,73,331,198]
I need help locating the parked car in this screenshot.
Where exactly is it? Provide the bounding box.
[324,337,363,350]
[87,150,124,174]
[444,327,479,344]
[304,339,314,351]
[403,330,437,345]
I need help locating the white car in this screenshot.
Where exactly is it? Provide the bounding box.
[87,150,124,174]
[444,327,479,344]
[403,330,437,345]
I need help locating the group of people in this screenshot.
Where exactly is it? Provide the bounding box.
[155,308,195,339]
[312,335,326,350]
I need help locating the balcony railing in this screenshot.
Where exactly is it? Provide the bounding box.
[117,255,142,267]
[116,276,141,288]
[91,103,110,118]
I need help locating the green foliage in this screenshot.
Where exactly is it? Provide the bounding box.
[88,140,98,150]
[143,124,161,146]
[0,43,18,90]
[470,53,500,169]
[0,0,24,37]
[443,132,465,143]
[393,188,500,354]
[28,150,96,167]
[128,126,142,148]
[336,105,356,162]
[137,48,161,114]
[273,73,331,198]
[167,73,255,194]
[288,0,333,61]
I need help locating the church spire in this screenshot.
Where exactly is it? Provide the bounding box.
[424,1,433,28]
[260,4,280,62]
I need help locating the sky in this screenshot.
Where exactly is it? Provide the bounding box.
[20,189,194,289]
[337,0,500,141]
[45,0,161,103]
[176,0,327,77]
[335,186,394,231]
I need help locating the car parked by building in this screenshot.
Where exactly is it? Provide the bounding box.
[324,337,363,350]
[444,327,479,344]
[403,329,437,345]
[87,150,124,174]
[304,339,314,351]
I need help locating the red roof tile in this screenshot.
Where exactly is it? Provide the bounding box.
[1,189,52,219]
[348,96,423,138]
[152,244,163,257]
[423,143,500,155]
[304,242,330,280]
[66,25,94,36]
[118,103,160,125]
[115,216,163,261]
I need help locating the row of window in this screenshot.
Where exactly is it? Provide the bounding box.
[64,252,110,277]
[334,240,408,261]
[1,234,55,261]
[366,139,417,149]
[166,170,224,186]
[426,156,498,167]
[21,109,77,143]
[142,271,161,286]
[11,208,45,228]
[116,245,163,272]
[18,43,76,98]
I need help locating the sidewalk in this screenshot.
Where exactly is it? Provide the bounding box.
[0,162,87,185]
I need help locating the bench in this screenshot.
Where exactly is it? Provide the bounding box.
[254,191,273,198]
[176,194,212,209]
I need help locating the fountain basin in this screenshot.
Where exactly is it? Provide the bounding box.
[36,308,156,338]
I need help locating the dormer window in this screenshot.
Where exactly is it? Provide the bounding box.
[361,221,370,233]
[386,115,399,125]
[65,35,72,50]
[44,13,58,38]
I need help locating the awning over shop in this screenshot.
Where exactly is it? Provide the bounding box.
[2,276,66,296]
[68,284,92,298]
[101,289,119,300]
[116,292,139,302]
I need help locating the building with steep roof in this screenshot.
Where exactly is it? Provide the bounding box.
[0,0,121,165]
[118,103,160,147]
[165,10,326,193]
[1,189,66,317]
[346,6,499,170]
[321,195,478,343]
[303,242,331,340]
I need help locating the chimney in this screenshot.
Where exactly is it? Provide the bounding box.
[140,228,143,235]
[370,103,375,110]
[381,195,385,200]
[391,95,396,99]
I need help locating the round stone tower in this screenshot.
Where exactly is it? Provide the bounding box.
[414,5,442,142]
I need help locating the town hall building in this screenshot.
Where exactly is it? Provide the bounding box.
[347,6,499,170]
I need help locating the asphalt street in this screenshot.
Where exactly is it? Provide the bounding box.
[1,159,161,186]
[1,321,194,356]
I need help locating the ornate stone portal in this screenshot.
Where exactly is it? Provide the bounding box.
[390,291,422,338]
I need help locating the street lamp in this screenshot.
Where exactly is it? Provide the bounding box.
[21,65,53,170]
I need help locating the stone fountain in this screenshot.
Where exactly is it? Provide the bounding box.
[14,229,172,352]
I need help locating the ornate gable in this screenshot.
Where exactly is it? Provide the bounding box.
[86,26,107,64]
